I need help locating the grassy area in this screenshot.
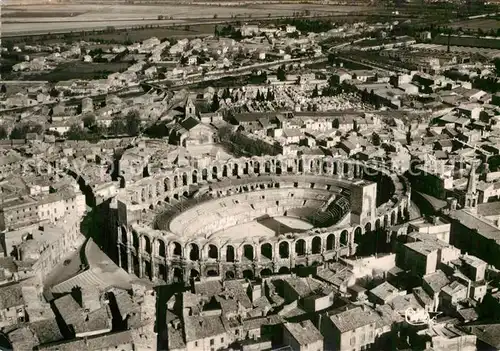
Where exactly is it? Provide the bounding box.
[85,24,216,43]
[24,61,129,82]
[448,18,500,31]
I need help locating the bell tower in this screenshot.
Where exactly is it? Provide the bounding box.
[464,161,479,212]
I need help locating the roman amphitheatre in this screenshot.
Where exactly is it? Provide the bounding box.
[115,155,410,283]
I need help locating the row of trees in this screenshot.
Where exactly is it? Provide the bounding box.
[255,89,275,102]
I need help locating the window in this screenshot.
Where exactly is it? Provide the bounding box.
[221,337,224,343]
[194,341,198,347]
[350,336,356,346]
[210,339,214,346]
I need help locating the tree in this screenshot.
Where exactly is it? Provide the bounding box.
[332,118,339,129]
[372,133,381,146]
[125,110,141,136]
[266,89,274,101]
[66,124,87,140]
[211,93,220,112]
[277,65,286,81]
[406,131,413,145]
[0,126,7,139]
[369,90,375,104]
[256,90,262,101]
[109,118,125,135]
[311,85,319,98]
[495,58,500,76]
[82,114,96,128]
[327,53,337,66]
[361,88,369,102]
[49,88,59,98]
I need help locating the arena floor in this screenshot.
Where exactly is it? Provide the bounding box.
[210,216,313,240]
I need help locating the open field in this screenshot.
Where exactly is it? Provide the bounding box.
[80,24,217,43]
[24,62,129,82]
[448,18,500,30]
[2,3,375,35]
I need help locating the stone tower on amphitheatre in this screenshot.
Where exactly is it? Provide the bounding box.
[350,181,377,225]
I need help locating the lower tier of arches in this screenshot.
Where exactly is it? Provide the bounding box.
[118,245,356,284]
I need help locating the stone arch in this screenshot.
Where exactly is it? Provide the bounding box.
[142,235,152,254]
[120,226,128,245]
[243,269,254,280]
[326,234,335,250]
[279,241,290,259]
[226,245,235,262]
[189,243,200,261]
[222,165,228,177]
[312,236,322,254]
[173,175,179,188]
[158,264,166,281]
[132,255,140,276]
[144,260,152,279]
[132,231,139,251]
[208,244,218,259]
[276,160,282,175]
[278,267,290,274]
[182,172,188,186]
[190,269,200,280]
[365,222,372,233]
[243,244,254,261]
[261,243,273,260]
[354,227,362,244]
[164,177,170,192]
[260,268,272,277]
[173,267,183,283]
[298,158,304,173]
[390,211,396,226]
[171,241,182,257]
[264,160,271,173]
[375,218,381,230]
[295,239,306,256]
[202,168,208,181]
[340,230,348,246]
[212,166,218,180]
[207,269,218,277]
[192,170,198,184]
[244,162,249,175]
[254,161,260,174]
[233,163,239,176]
[158,240,166,257]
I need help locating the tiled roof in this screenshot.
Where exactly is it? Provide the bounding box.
[329,306,379,333]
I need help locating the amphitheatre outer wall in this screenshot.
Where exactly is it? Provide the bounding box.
[115,155,411,283]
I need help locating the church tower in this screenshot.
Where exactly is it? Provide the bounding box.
[464,161,479,212]
[184,95,197,119]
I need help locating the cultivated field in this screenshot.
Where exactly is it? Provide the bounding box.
[448,18,500,31]
[2,3,375,35]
